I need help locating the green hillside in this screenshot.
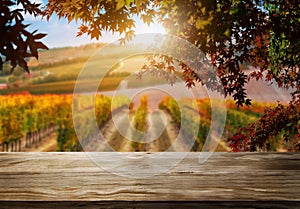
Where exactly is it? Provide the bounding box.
[0,43,163,94]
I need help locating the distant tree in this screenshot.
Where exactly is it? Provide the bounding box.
[0,0,48,73]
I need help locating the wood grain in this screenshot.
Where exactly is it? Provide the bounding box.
[0,153,299,205]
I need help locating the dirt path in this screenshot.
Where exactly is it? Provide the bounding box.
[143,111,172,152]
[158,110,231,152]
[82,109,135,152]
[107,112,134,152]
[73,105,231,152]
[83,108,182,152]
[24,133,57,152]
[83,108,230,152]
[161,112,194,152]
[22,109,230,152]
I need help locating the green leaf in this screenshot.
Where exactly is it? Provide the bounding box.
[125,0,134,6]
[116,0,125,10]
[195,19,210,30]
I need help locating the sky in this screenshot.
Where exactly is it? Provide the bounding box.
[25,1,165,48]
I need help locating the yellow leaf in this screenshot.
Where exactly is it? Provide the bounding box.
[136,0,141,12]
[196,19,208,30]
[224,29,231,37]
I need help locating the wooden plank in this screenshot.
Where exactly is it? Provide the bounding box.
[0,152,299,203]
[1,201,300,209]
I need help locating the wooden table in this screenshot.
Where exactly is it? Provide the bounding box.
[0,152,299,208]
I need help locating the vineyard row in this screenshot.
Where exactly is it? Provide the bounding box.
[0,94,267,152]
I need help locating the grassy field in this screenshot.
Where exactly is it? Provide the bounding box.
[0,43,160,94]
[1,77,129,94]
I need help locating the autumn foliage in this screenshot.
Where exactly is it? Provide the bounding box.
[228,102,300,152]
[1,0,300,152]
[131,95,148,151]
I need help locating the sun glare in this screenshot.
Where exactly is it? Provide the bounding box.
[135,19,166,35]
